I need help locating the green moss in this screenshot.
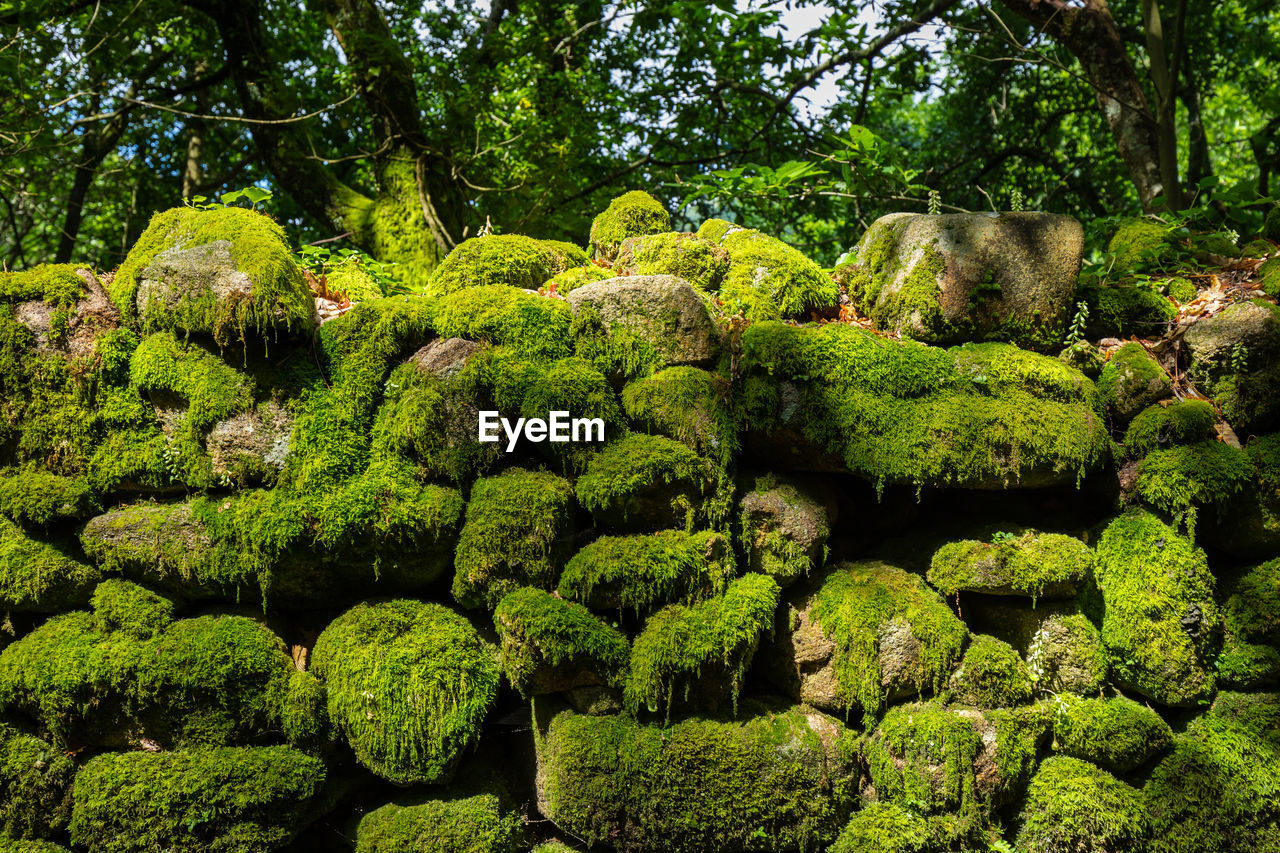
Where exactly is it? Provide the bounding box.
[1025,611,1108,695]
[948,635,1033,708]
[311,599,499,784]
[740,322,1108,489]
[433,285,573,360]
[355,794,522,853]
[89,577,172,639]
[1194,232,1239,257]
[1145,693,1280,853]
[1265,206,1280,241]
[558,529,734,615]
[519,357,623,472]
[1123,399,1217,457]
[0,265,87,308]
[493,587,629,696]
[1015,756,1149,852]
[129,331,255,483]
[809,561,967,719]
[69,746,325,853]
[325,260,384,301]
[370,360,498,484]
[989,702,1053,801]
[452,468,575,610]
[1165,276,1198,303]
[1093,510,1219,706]
[0,469,95,526]
[1108,217,1178,272]
[1243,238,1274,258]
[862,701,983,817]
[575,434,713,529]
[1079,281,1177,338]
[829,803,934,853]
[0,582,298,748]
[1133,440,1251,532]
[536,704,857,852]
[426,235,587,296]
[612,232,730,292]
[698,223,838,319]
[0,839,70,852]
[589,191,671,261]
[0,517,100,612]
[738,476,830,585]
[927,530,1092,600]
[112,206,312,344]
[1058,339,1105,379]
[1223,558,1280,645]
[1262,257,1280,298]
[0,723,73,840]
[543,263,612,294]
[1216,639,1280,688]
[621,367,738,468]
[1097,341,1171,421]
[1051,694,1172,771]
[625,573,779,717]
[280,669,329,746]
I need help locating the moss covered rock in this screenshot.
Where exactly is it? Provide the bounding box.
[575,434,713,530]
[68,746,325,852]
[613,231,730,293]
[863,701,1049,817]
[355,794,522,853]
[624,574,779,717]
[113,206,313,345]
[967,598,1107,696]
[948,634,1033,707]
[433,285,573,360]
[568,275,721,378]
[1097,342,1171,422]
[453,468,575,610]
[1078,280,1177,339]
[207,401,292,486]
[557,529,733,615]
[928,529,1092,600]
[765,561,967,718]
[738,475,829,586]
[829,803,938,853]
[1145,692,1280,853]
[1185,299,1280,435]
[1050,694,1172,772]
[1122,399,1217,457]
[740,322,1109,489]
[1014,755,1149,852]
[621,366,737,465]
[589,191,671,261]
[0,470,95,527]
[695,220,838,320]
[426,235,587,296]
[493,587,629,696]
[311,599,499,784]
[0,723,73,840]
[0,517,101,612]
[323,259,383,301]
[542,264,612,294]
[1132,440,1251,532]
[844,212,1084,349]
[1093,510,1219,706]
[534,703,857,852]
[1108,217,1178,271]
[0,581,302,749]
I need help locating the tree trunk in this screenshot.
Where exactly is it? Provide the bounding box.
[1141,0,1184,209]
[997,0,1166,211]
[188,0,467,274]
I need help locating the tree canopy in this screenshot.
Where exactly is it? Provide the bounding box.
[2,0,1278,272]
